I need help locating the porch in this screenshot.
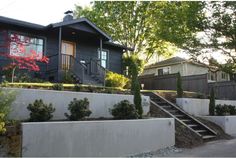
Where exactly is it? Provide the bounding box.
[45,19,109,85]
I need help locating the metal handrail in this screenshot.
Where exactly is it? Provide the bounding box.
[90,59,106,83]
[61,54,84,83]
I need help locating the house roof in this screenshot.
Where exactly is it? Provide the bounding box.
[0,16,133,50]
[50,17,112,41]
[0,16,45,30]
[145,57,207,69]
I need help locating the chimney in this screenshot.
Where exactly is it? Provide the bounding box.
[63,10,73,22]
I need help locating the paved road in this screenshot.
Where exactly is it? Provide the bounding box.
[166,138,236,157]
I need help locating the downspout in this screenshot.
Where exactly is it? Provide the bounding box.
[58,27,62,82]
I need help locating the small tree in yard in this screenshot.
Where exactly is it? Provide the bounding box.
[209,88,215,116]
[177,72,183,98]
[0,31,49,82]
[130,57,143,118]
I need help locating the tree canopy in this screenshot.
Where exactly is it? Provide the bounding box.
[74,1,204,63]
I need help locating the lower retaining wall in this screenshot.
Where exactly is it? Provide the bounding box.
[176,98,236,116]
[22,118,175,157]
[5,88,150,120]
[201,116,236,136]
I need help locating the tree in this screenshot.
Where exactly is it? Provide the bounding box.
[209,88,216,116]
[0,30,49,82]
[129,57,142,118]
[186,2,236,77]
[177,72,183,98]
[75,1,204,63]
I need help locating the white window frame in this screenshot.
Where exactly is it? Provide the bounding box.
[156,66,171,76]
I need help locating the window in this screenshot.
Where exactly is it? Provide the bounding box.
[98,49,108,68]
[222,72,226,79]
[10,33,44,59]
[157,67,170,76]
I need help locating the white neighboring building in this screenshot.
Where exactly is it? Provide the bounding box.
[141,57,230,82]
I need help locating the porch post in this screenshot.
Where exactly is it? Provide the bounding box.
[58,27,62,82]
[100,38,106,87]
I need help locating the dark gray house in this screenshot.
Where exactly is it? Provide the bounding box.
[0,13,132,84]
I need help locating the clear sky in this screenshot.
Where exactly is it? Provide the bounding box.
[0,0,91,25]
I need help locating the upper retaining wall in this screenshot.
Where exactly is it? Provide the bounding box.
[22,118,175,157]
[176,98,236,116]
[4,88,150,120]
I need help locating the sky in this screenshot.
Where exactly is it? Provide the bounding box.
[0,0,91,25]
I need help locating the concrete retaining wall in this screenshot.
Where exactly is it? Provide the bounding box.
[22,118,175,157]
[201,116,236,136]
[4,88,150,120]
[176,98,236,116]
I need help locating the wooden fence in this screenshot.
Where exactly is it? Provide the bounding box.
[139,73,236,100]
[208,81,236,100]
[139,73,208,94]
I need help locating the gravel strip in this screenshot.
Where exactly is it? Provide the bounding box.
[129,146,182,157]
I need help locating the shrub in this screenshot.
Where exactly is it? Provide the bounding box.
[177,72,183,98]
[110,100,139,119]
[105,71,130,88]
[0,113,6,134]
[27,99,55,122]
[228,105,236,115]
[0,88,16,133]
[130,61,142,118]
[65,98,92,121]
[52,83,64,91]
[209,88,215,116]
[215,104,236,116]
[0,89,16,118]
[62,71,76,84]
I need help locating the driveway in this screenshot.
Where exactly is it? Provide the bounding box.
[165,138,236,157]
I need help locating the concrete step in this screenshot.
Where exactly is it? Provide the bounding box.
[195,130,208,133]
[188,124,199,128]
[202,135,216,140]
[181,119,192,122]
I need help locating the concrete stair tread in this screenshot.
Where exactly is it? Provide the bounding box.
[188,124,199,127]
[142,92,218,142]
[195,130,208,133]
[181,119,192,122]
[202,135,216,139]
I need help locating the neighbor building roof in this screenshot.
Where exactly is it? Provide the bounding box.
[145,57,207,69]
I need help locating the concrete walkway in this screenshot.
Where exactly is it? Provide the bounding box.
[166,138,236,157]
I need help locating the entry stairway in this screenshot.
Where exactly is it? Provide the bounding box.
[142,92,217,141]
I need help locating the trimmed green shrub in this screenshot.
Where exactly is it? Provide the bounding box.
[228,105,236,115]
[177,72,183,98]
[27,99,55,122]
[52,83,64,91]
[215,104,236,116]
[130,60,143,118]
[110,100,139,119]
[105,71,130,88]
[209,88,215,116]
[65,98,92,121]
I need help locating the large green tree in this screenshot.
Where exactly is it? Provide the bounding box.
[187,2,236,80]
[75,1,204,62]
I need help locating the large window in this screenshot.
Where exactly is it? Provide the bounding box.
[157,67,170,76]
[98,49,108,68]
[10,33,44,59]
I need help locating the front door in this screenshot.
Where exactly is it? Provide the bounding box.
[61,40,76,70]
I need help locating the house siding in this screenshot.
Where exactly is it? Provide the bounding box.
[0,25,124,82]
